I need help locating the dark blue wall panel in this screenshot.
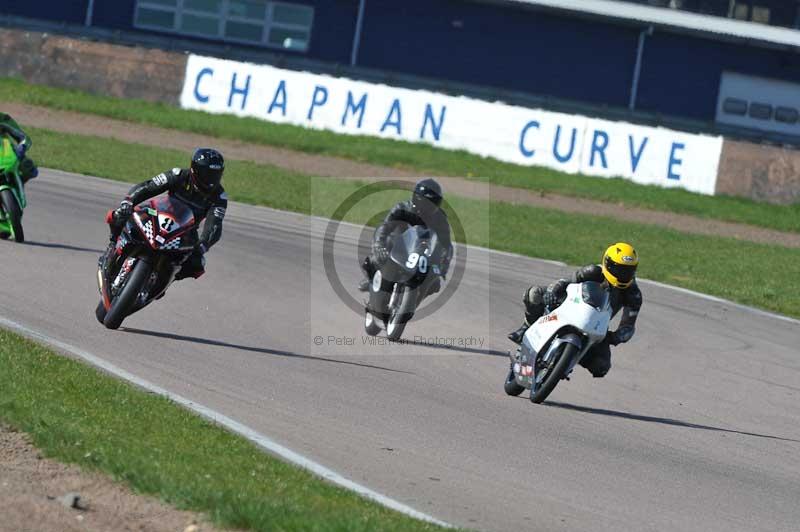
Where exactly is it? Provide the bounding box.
[4,0,800,125]
[357,0,639,108]
[637,32,800,121]
[92,0,136,30]
[0,0,87,25]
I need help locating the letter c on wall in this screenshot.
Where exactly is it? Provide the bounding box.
[519,120,540,158]
[194,67,214,103]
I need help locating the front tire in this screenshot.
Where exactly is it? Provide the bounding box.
[386,288,415,341]
[1,189,24,243]
[530,343,579,404]
[103,260,152,330]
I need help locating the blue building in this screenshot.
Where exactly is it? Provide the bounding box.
[2,0,799,142]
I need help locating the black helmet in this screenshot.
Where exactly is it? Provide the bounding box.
[190,148,224,193]
[412,178,443,214]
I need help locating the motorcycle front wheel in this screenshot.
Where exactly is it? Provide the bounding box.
[530,343,579,404]
[0,189,24,243]
[386,287,415,341]
[103,260,152,330]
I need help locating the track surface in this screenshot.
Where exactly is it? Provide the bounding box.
[2,170,799,532]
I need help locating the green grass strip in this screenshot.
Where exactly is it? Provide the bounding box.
[29,127,800,318]
[4,77,799,233]
[0,328,452,531]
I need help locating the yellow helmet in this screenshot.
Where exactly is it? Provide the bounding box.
[602,242,638,289]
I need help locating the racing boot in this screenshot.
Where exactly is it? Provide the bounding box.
[507,321,529,345]
[358,256,376,292]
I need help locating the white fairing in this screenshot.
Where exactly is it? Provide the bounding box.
[524,283,611,353]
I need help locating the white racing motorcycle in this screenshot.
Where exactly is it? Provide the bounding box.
[504,281,612,403]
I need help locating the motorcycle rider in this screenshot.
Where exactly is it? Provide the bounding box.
[507,242,642,378]
[102,148,227,281]
[358,178,453,296]
[0,113,38,183]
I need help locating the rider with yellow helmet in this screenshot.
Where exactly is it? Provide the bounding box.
[508,243,642,378]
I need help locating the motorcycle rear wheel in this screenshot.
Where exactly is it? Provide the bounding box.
[0,189,24,243]
[504,366,525,396]
[364,309,381,336]
[530,343,578,404]
[95,300,107,324]
[103,260,152,330]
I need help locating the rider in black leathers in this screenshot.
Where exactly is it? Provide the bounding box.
[103,148,227,280]
[358,178,453,295]
[507,243,643,378]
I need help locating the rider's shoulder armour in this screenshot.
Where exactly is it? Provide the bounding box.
[575,264,603,283]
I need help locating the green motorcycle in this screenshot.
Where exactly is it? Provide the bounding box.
[0,136,26,242]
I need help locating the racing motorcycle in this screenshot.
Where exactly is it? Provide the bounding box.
[0,135,26,242]
[364,224,444,341]
[504,281,612,403]
[96,195,198,329]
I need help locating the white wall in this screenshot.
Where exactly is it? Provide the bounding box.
[181,54,723,195]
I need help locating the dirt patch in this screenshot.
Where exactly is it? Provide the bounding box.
[6,102,800,248]
[717,139,800,204]
[0,423,219,532]
[0,28,186,104]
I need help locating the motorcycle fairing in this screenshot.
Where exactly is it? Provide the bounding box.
[132,195,197,251]
[524,283,611,353]
[98,195,197,313]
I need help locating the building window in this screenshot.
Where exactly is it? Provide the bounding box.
[731,2,771,25]
[775,107,799,125]
[134,0,314,52]
[722,98,748,116]
[748,102,773,120]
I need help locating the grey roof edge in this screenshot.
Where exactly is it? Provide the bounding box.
[500,0,800,49]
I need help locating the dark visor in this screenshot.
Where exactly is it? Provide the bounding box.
[605,256,636,283]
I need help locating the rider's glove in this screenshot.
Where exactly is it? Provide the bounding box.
[543,290,559,311]
[373,243,389,264]
[13,143,27,159]
[606,325,634,346]
[115,199,134,220]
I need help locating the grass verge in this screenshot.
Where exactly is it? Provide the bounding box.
[29,127,800,318]
[0,327,451,531]
[4,77,799,233]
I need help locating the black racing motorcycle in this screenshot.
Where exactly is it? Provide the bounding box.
[96,195,198,329]
[364,224,444,341]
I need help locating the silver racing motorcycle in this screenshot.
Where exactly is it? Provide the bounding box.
[505,281,612,403]
[364,224,444,341]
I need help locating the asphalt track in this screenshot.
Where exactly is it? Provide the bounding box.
[2,169,799,532]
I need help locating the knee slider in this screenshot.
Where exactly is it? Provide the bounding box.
[590,359,611,378]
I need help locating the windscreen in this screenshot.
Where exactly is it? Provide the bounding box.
[401,226,433,255]
[581,281,609,310]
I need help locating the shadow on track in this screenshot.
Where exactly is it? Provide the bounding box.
[122,327,415,375]
[404,339,508,358]
[24,241,104,254]
[546,401,800,443]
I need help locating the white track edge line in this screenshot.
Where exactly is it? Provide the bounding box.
[0,315,452,528]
